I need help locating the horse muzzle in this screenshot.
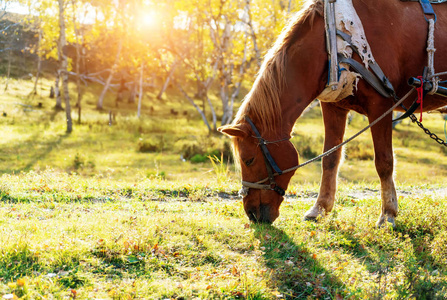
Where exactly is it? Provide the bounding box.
[246,204,276,224]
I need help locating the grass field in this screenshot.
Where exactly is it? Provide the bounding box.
[1,77,447,299]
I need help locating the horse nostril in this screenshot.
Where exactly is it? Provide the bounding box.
[247,206,273,224]
[259,204,272,224]
[248,210,258,222]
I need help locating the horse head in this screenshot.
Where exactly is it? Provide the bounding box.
[219,119,299,223]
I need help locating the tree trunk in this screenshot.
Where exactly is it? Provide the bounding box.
[72,0,83,123]
[58,0,72,133]
[223,35,249,125]
[54,70,63,109]
[157,59,180,100]
[4,49,11,92]
[206,95,217,131]
[97,40,122,110]
[176,81,212,132]
[31,29,42,95]
[128,80,136,103]
[137,62,144,118]
[245,0,261,68]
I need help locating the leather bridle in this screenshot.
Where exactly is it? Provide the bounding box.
[240,116,291,197]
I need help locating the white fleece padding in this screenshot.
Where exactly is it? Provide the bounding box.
[334,0,375,66]
[317,0,374,103]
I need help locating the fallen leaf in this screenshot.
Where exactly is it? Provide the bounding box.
[231,265,239,276]
[16,278,25,287]
[123,241,130,250]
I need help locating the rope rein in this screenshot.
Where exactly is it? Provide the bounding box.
[426,18,440,96]
[427,19,436,79]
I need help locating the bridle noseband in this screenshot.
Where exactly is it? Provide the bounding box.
[240,116,291,197]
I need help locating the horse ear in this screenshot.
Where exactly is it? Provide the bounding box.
[218,124,249,138]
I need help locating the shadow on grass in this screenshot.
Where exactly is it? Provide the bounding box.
[0,132,69,174]
[324,222,447,299]
[252,224,346,299]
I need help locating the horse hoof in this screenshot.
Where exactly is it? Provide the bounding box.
[303,206,325,221]
[376,215,396,228]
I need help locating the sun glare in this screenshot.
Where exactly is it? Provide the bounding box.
[140,11,159,29]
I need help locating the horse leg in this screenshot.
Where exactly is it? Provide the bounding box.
[369,112,398,228]
[304,102,349,220]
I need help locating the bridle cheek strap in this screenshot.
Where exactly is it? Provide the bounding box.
[242,116,288,197]
[245,117,284,174]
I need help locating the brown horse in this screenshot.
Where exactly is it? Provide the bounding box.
[219,0,447,226]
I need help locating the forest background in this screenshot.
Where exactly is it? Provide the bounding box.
[1,0,302,133]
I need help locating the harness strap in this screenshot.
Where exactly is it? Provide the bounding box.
[393,100,421,122]
[324,0,339,89]
[337,54,393,98]
[420,0,436,15]
[336,30,396,98]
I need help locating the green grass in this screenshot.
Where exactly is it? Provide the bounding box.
[0,77,447,299]
[0,173,446,299]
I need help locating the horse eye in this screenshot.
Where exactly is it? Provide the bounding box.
[244,158,254,166]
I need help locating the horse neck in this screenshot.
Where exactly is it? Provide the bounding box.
[277,12,328,139]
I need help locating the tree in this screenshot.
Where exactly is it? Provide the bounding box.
[2,0,305,129]
[58,0,73,133]
[31,27,42,95]
[71,0,83,121]
[96,38,122,110]
[165,0,297,128]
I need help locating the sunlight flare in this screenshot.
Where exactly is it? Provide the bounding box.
[139,10,160,30]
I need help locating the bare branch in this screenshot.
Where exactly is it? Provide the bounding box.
[174,80,212,132]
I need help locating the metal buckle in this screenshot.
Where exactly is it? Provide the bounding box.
[273,186,286,196]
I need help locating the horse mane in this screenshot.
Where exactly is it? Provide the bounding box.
[233,0,323,133]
